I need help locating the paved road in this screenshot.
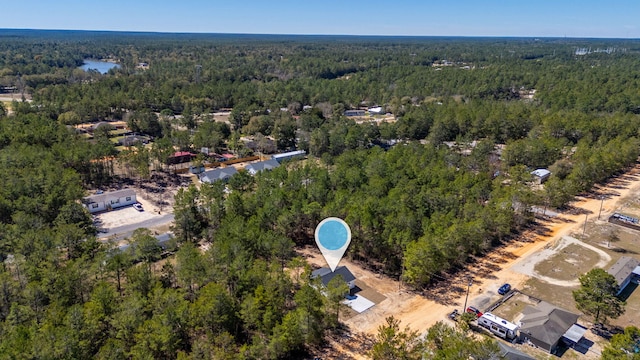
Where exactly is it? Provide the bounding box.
[98,213,174,241]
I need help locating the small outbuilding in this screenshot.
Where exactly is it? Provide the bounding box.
[531,169,551,184]
[244,159,280,175]
[84,189,137,213]
[199,167,238,183]
[311,266,356,290]
[368,106,383,114]
[518,301,581,354]
[607,256,640,295]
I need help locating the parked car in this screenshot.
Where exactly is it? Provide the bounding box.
[466,306,483,318]
[133,202,144,211]
[448,309,459,321]
[498,283,511,295]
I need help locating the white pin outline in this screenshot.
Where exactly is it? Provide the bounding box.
[315,217,351,272]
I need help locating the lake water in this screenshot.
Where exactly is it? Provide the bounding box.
[79,60,121,74]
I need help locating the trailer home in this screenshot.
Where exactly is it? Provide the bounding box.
[478,312,518,340]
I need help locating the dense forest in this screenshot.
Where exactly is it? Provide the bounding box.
[1,30,640,358]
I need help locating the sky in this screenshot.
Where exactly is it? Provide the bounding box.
[3,0,639,38]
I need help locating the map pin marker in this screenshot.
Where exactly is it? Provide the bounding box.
[315,217,351,272]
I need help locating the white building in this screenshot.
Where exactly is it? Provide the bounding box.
[271,150,306,164]
[244,159,280,175]
[531,169,551,184]
[84,189,137,213]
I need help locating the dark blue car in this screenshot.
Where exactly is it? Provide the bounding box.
[498,283,511,295]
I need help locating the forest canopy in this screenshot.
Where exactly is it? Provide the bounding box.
[1,30,640,358]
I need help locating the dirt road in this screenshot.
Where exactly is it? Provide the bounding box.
[305,164,640,354]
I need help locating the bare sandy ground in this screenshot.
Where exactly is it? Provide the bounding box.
[511,235,611,287]
[305,163,640,357]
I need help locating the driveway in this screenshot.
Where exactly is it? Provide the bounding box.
[95,205,175,240]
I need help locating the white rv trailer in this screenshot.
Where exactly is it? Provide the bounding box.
[478,312,518,340]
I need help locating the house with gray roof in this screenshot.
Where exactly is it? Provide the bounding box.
[518,301,582,354]
[244,159,280,175]
[199,167,238,183]
[497,342,536,360]
[312,266,356,289]
[84,189,137,213]
[607,256,640,295]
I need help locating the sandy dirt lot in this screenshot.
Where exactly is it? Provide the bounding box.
[308,163,640,358]
[96,198,160,229]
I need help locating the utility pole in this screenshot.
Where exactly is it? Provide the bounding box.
[462,277,473,313]
[598,196,604,220]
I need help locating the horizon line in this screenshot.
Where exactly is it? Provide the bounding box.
[1,28,639,40]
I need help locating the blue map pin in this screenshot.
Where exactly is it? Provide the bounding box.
[315,217,351,271]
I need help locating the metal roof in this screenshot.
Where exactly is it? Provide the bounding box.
[85,189,136,204]
[272,150,306,160]
[607,256,640,286]
[531,169,551,178]
[562,324,587,344]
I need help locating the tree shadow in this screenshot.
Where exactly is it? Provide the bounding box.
[562,205,593,216]
[611,247,638,255]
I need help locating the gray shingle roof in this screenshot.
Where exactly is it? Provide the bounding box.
[497,342,536,360]
[199,167,238,183]
[607,256,640,287]
[519,301,579,349]
[312,266,356,287]
[245,159,280,174]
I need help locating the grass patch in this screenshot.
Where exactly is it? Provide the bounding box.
[490,292,538,322]
[521,278,579,315]
[534,243,600,281]
[611,282,640,328]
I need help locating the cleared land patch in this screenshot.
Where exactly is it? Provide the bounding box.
[534,243,601,282]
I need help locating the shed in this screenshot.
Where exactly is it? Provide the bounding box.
[531,169,551,184]
[244,159,280,175]
[607,256,640,295]
[199,167,238,183]
[518,301,580,354]
[311,266,356,289]
[84,189,137,213]
[368,106,383,114]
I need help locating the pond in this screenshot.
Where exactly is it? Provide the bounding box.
[79,59,121,74]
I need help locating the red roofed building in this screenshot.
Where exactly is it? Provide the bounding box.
[167,151,196,165]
